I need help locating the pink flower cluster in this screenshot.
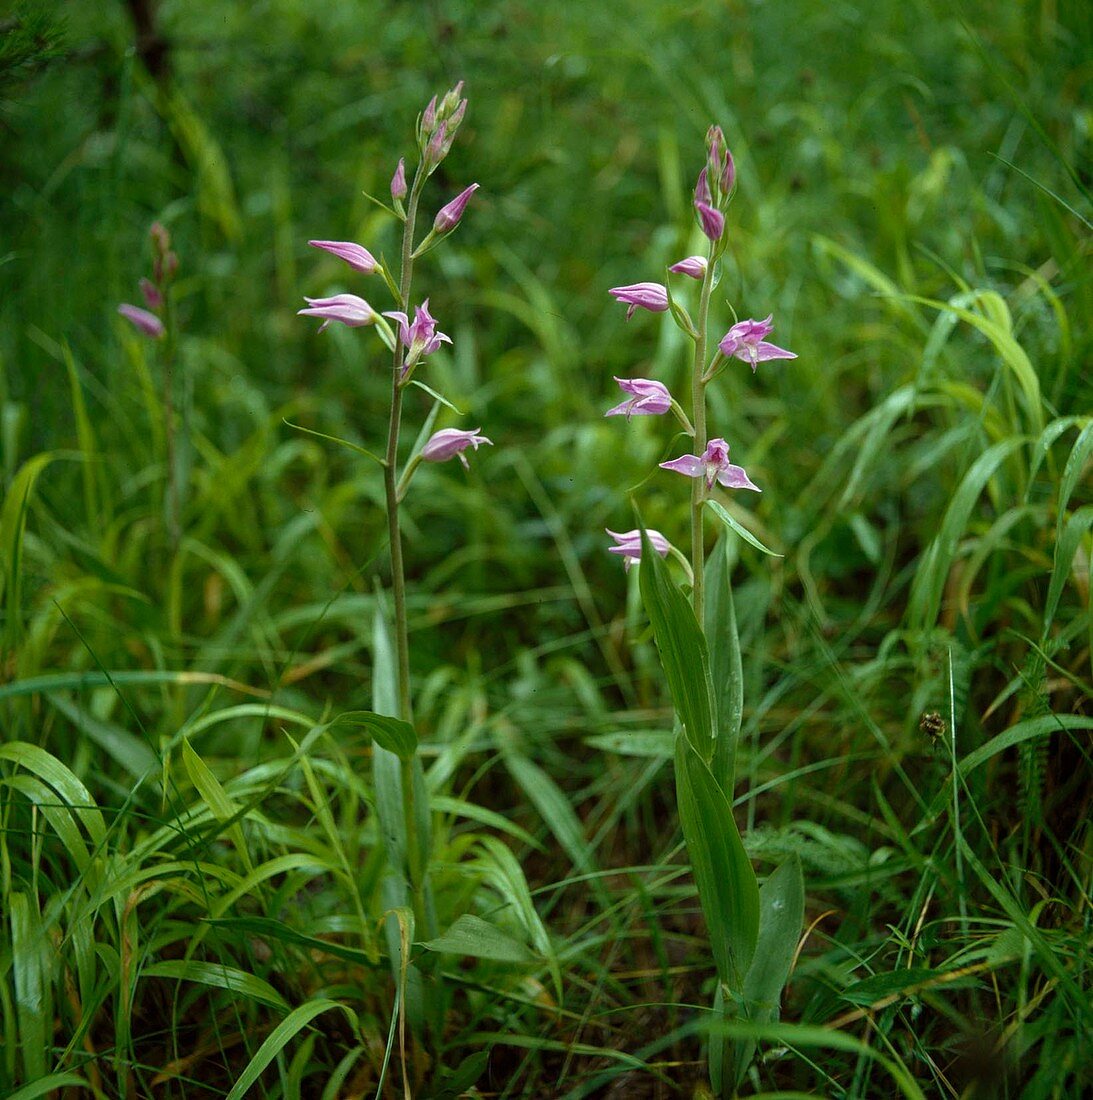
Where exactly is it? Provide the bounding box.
[116,222,178,340]
[296,82,490,472]
[603,127,797,568]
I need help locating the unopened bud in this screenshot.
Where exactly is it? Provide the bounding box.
[150,221,170,255]
[391,158,407,202]
[139,277,162,309]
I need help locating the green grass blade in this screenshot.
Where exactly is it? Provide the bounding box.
[224,999,358,1100]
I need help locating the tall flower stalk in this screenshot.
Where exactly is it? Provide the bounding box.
[606,126,802,1095]
[297,82,487,1025]
[118,222,182,551]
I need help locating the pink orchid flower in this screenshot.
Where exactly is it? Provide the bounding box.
[421,427,492,469]
[117,303,165,339]
[308,240,378,274]
[297,293,378,332]
[606,528,672,572]
[668,255,707,280]
[608,282,669,320]
[604,377,672,419]
[660,437,760,492]
[718,315,797,371]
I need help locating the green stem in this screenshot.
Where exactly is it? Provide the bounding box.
[383,162,429,943]
[690,245,715,628]
[385,170,423,724]
[162,287,180,554]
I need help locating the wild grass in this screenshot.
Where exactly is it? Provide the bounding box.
[1,0,1090,1097]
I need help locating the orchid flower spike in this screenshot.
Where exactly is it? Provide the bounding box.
[308,240,378,274]
[608,282,669,320]
[718,315,797,371]
[606,528,672,572]
[434,184,479,234]
[660,437,760,492]
[668,255,707,280]
[604,377,672,419]
[421,427,492,469]
[382,298,451,373]
[297,293,378,332]
[117,303,165,339]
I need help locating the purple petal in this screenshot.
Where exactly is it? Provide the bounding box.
[117,303,165,339]
[716,464,761,492]
[659,454,704,478]
[753,341,797,362]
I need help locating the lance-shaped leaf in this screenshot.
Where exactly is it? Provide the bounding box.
[638,525,716,759]
[675,732,759,989]
[705,535,743,794]
[734,854,805,1086]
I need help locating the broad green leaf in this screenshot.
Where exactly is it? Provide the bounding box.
[336,709,417,759]
[675,733,759,989]
[224,1000,358,1100]
[637,525,716,759]
[705,500,782,558]
[142,960,289,1011]
[419,913,536,964]
[733,855,805,1087]
[705,536,743,794]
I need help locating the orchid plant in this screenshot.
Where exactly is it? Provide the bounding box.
[297,83,493,1047]
[117,222,182,550]
[606,126,804,1095]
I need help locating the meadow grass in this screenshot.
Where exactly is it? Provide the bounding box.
[0,1,1090,1096]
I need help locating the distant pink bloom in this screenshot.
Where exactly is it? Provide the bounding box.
[117,303,165,339]
[391,158,407,201]
[605,377,672,419]
[695,201,724,242]
[139,278,162,309]
[308,240,378,274]
[718,315,797,371]
[668,255,707,280]
[434,183,479,233]
[609,282,669,320]
[606,528,672,572]
[382,298,451,371]
[422,427,492,469]
[660,437,760,492]
[297,293,377,332]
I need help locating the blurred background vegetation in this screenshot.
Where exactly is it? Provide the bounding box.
[0,0,1089,1096]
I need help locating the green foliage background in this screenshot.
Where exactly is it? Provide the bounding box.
[0,0,1089,1096]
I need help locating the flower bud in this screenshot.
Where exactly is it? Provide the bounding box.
[149,221,171,255]
[139,277,162,309]
[391,158,407,202]
[433,183,479,234]
[118,303,165,339]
